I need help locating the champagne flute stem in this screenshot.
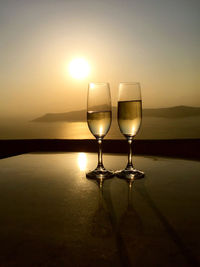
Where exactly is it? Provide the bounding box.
[97,138,103,168]
[127,138,133,169]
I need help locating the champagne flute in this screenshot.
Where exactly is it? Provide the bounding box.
[116,82,145,180]
[86,82,114,180]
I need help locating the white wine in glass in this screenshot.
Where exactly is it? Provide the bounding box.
[86,83,114,180]
[116,82,145,180]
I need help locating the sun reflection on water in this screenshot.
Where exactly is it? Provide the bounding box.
[77,152,87,171]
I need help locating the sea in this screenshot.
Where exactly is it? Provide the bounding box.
[0,116,200,140]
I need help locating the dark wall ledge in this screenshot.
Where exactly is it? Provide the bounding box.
[0,139,200,160]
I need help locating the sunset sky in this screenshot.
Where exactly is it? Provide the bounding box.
[0,0,199,118]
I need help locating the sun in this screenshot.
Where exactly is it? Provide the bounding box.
[69,58,90,79]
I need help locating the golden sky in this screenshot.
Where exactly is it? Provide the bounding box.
[0,0,200,117]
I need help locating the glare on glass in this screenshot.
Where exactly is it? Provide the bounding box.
[86,82,114,180]
[116,82,145,180]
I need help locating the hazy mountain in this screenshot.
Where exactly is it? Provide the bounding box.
[142,106,200,118]
[32,106,200,122]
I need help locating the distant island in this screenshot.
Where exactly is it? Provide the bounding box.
[32,106,200,122]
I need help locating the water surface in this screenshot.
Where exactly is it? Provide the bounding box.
[0,116,200,139]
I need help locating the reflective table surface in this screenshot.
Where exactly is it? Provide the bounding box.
[0,152,200,266]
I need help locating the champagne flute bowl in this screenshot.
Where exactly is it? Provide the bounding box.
[116,82,145,180]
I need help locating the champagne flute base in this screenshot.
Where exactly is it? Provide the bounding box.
[115,169,145,180]
[86,168,114,180]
